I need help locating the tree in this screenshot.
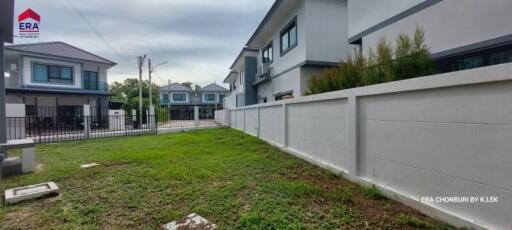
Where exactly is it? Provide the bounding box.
[109,78,159,111]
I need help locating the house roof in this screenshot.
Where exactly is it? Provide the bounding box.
[199,83,229,92]
[6,41,116,65]
[159,83,193,92]
[246,0,284,46]
[223,71,239,84]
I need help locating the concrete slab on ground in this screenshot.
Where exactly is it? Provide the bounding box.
[5,182,59,204]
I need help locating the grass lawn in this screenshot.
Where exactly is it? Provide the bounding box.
[1,128,454,229]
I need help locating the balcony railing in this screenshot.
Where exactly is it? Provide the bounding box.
[84,82,108,91]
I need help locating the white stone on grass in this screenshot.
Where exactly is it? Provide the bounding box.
[163,213,217,230]
[5,182,59,204]
[80,163,100,169]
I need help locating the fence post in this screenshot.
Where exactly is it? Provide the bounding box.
[348,95,359,176]
[149,106,156,132]
[194,106,199,127]
[283,103,287,148]
[225,109,230,127]
[145,109,149,129]
[243,108,246,131]
[257,106,260,138]
[83,104,91,138]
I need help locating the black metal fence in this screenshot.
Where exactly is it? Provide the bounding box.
[6,105,221,144]
[7,106,157,143]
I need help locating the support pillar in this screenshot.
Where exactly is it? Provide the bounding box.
[0,35,6,154]
[348,96,359,176]
[83,104,91,138]
[149,106,156,132]
[283,103,287,148]
[194,106,199,127]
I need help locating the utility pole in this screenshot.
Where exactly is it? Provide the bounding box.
[148,58,152,108]
[138,55,146,128]
[168,79,171,120]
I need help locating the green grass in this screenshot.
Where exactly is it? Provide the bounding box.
[1,128,453,229]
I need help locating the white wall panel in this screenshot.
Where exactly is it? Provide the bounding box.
[287,99,349,171]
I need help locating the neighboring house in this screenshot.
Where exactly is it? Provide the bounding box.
[225,0,512,108]
[223,48,259,108]
[160,83,228,119]
[4,41,116,117]
[224,0,351,107]
[348,0,512,73]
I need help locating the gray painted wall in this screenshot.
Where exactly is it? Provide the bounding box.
[216,62,512,230]
[357,0,512,56]
[244,56,258,106]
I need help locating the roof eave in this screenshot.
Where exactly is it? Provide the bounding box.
[229,48,259,70]
[223,71,239,83]
[245,0,284,47]
[6,47,117,66]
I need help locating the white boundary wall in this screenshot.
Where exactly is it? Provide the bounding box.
[215,63,512,230]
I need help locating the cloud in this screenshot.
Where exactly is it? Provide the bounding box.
[13,0,274,86]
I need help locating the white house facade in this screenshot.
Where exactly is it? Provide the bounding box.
[225,0,512,109]
[225,0,352,108]
[348,0,512,73]
[4,42,116,117]
[223,48,258,108]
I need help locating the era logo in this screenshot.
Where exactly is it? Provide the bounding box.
[18,8,41,38]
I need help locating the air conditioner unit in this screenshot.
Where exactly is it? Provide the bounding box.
[258,64,271,79]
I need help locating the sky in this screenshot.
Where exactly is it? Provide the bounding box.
[12,0,274,87]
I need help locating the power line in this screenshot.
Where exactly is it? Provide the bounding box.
[65,0,127,59]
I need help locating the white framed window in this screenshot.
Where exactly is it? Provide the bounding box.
[171,92,188,102]
[280,17,297,56]
[32,63,74,85]
[203,93,217,102]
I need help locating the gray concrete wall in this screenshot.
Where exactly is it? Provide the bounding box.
[357,0,512,56]
[217,63,512,230]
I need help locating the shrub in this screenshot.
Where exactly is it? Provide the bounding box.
[307,26,435,94]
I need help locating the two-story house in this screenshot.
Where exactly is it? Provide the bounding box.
[4,42,116,117]
[348,0,512,73]
[223,48,258,108]
[160,83,229,119]
[224,0,352,108]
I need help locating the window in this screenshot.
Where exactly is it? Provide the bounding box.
[280,18,297,55]
[490,50,512,65]
[274,91,293,101]
[172,93,187,102]
[219,94,225,103]
[452,56,484,71]
[83,71,98,90]
[436,43,512,73]
[204,93,217,102]
[263,42,273,63]
[32,63,73,84]
[163,94,169,102]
